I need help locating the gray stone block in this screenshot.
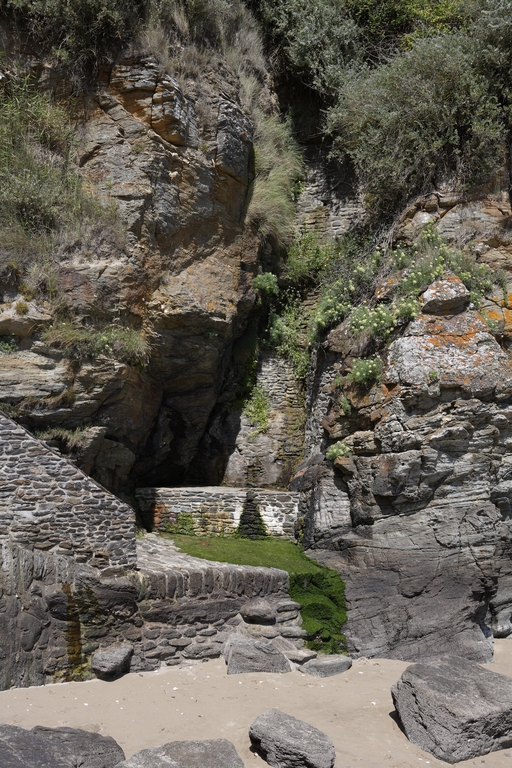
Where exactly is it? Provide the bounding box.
[91,644,133,680]
[0,724,69,768]
[223,635,291,674]
[300,655,352,677]
[391,655,512,763]
[249,709,335,768]
[32,726,125,768]
[115,739,244,768]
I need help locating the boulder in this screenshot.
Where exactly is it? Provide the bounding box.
[223,635,291,674]
[0,724,69,768]
[300,655,352,677]
[32,727,125,768]
[240,598,276,624]
[114,739,244,768]
[91,644,133,680]
[249,709,335,768]
[421,272,470,314]
[391,655,512,763]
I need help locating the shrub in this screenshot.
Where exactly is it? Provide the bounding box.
[286,230,333,284]
[253,272,279,298]
[339,395,352,416]
[3,0,145,78]
[0,336,17,354]
[329,35,505,216]
[325,441,351,461]
[268,300,310,379]
[41,322,152,367]
[346,356,382,385]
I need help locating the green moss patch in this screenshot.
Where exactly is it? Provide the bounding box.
[171,535,347,654]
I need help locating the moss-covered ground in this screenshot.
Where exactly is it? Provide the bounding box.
[170,535,347,654]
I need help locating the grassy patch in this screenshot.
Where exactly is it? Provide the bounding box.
[171,535,347,654]
[41,321,152,367]
[242,383,270,434]
[0,76,122,300]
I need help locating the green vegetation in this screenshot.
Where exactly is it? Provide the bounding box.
[34,425,90,452]
[253,272,279,299]
[3,0,144,77]
[172,535,347,653]
[346,356,383,386]
[41,322,152,367]
[243,382,270,434]
[161,512,197,536]
[0,336,17,354]
[256,0,512,217]
[325,441,351,461]
[0,75,120,301]
[236,494,268,539]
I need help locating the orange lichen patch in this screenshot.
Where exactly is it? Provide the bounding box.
[375,276,400,302]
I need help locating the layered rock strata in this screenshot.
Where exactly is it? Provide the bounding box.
[299,273,512,661]
[0,54,260,494]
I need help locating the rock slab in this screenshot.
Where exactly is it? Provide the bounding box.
[32,726,125,768]
[249,708,335,768]
[91,644,134,680]
[223,636,291,675]
[115,739,244,768]
[0,725,69,768]
[300,655,352,677]
[391,655,512,763]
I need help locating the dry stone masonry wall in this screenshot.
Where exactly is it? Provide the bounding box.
[0,412,136,568]
[136,486,300,539]
[0,412,303,689]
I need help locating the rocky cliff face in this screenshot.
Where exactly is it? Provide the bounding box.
[0,54,259,496]
[297,184,512,662]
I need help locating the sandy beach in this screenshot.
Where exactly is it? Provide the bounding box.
[2,642,512,768]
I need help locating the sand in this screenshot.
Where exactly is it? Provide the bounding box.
[2,642,512,768]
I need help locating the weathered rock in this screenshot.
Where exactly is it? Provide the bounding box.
[32,726,125,768]
[0,725,68,768]
[303,280,512,661]
[240,598,277,624]
[222,635,291,674]
[420,272,470,314]
[114,739,244,768]
[300,655,352,677]
[91,644,134,680]
[391,655,512,763]
[249,709,335,768]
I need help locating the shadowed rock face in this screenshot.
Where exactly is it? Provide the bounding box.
[0,55,259,494]
[302,274,512,661]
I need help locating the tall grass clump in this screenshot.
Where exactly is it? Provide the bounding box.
[137,0,303,250]
[0,76,119,297]
[41,322,152,367]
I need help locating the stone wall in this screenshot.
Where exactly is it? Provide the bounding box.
[222,353,305,488]
[0,412,136,568]
[0,536,301,689]
[136,486,300,539]
[296,148,366,239]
